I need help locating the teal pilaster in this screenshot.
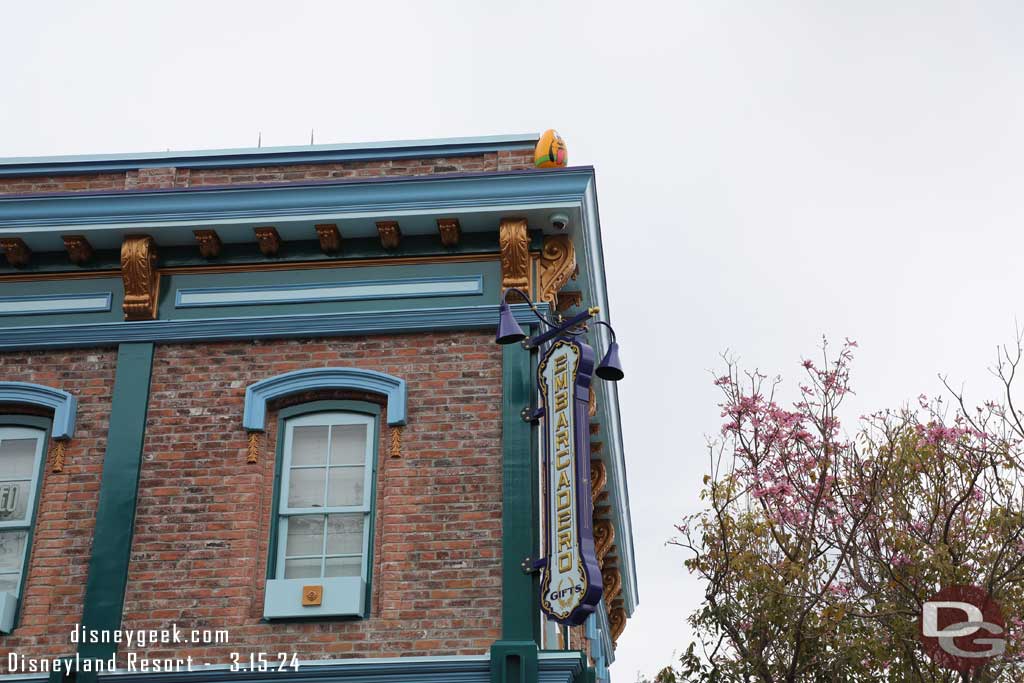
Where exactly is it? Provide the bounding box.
[491,341,539,683]
[75,343,154,676]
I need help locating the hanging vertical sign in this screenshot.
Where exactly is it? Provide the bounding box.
[538,337,603,625]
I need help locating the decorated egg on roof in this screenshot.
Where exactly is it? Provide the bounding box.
[534,129,567,168]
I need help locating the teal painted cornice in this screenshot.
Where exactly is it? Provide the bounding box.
[0,168,594,235]
[0,133,539,177]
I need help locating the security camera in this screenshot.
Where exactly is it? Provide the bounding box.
[549,213,570,231]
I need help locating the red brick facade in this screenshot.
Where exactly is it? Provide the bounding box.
[0,332,504,666]
[0,150,535,195]
[0,348,118,658]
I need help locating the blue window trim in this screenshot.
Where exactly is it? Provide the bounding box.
[266,400,382,621]
[0,382,76,440]
[0,414,52,634]
[276,411,376,580]
[244,367,407,430]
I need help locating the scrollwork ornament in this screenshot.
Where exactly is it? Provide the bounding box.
[499,218,529,291]
[594,518,615,567]
[538,235,577,310]
[121,235,159,320]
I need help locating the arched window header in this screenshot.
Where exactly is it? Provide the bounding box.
[0,382,77,440]
[243,368,407,431]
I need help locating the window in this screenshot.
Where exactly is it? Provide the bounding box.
[264,405,378,619]
[0,423,47,633]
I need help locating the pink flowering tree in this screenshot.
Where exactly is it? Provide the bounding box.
[662,339,1024,683]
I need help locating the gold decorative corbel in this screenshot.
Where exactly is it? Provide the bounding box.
[609,606,627,645]
[538,235,577,310]
[0,238,31,268]
[589,386,598,417]
[389,425,402,458]
[315,224,342,254]
[62,235,93,265]
[602,566,623,605]
[499,218,529,291]
[254,227,281,256]
[590,459,607,504]
[594,518,616,567]
[121,235,159,321]
[376,221,401,250]
[247,432,261,464]
[193,230,222,258]
[50,440,68,473]
[436,218,461,247]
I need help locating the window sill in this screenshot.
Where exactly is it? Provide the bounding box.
[0,591,18,634]
[263,577,365,620]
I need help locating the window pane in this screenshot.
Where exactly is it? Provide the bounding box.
[284,515,324,557]
[0,438,37,480]
[0,482,29,523]
[330,424,367,466]
[283,557,321,579]
[325,514,363,555]
[325,556,361,578]
[0,531,27,575]
[0,573,19,594]
[287,468,326,508]
[291,425,328,466]
[327,467,364,506]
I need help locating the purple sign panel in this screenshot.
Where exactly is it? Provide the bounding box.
[537,338,602,625]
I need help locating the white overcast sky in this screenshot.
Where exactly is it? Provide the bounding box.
[3,1,1024,679]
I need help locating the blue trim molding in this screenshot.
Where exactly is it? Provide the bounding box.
[0,168,594,233]
[0,381,77,439]
[0,303,546,351]
[244,368,407,430]
[174,275,483,309]
[0,292,111,317]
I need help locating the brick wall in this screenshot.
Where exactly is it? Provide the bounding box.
[120,331,503,661]
[0,348,118,663]
[0,149,535,195]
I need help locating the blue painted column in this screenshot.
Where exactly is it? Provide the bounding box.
[66,343,154,683]
[491,342,540,683]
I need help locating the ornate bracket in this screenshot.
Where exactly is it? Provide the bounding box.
[315,224,342,254]
[121,235,159,321]
[254,227,281,256]
[0,238,31,268]
[389,425,402,458]
[247,432,261,464]
[594,518,616,568]
[590,459,607,504]
[609,606,627,646]
[538,235,577,310]
[602,566,622,605]
[499,218,529,291]
[589,386,598,417]
[62,235,93,265]
[51,440,67,473]
[376,221,401,250]
[193,230,222,258]
[436,218,461,247]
